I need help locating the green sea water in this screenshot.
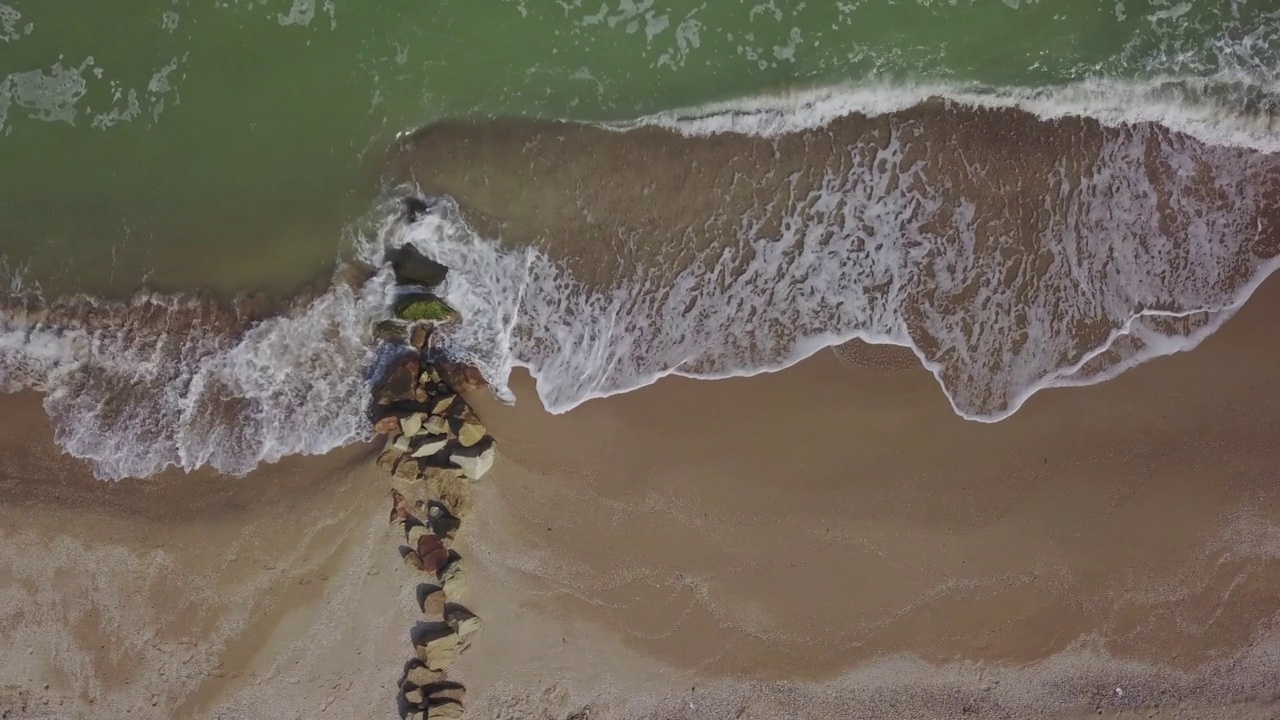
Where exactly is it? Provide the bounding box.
[1,0,1276,297]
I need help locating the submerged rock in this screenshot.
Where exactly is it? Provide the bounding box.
[390,243,449,289]
[395,292,458,324]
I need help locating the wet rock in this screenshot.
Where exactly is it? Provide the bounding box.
[420,586,446,620]
[395,293,458,324]
[402,195,431,223]
[417,533,450,575]
[437,361,488,394]
[402,663,443,689]
[421,367,442,386]
[373,414,403,435]
[450,438,495,480]
[410,434,451,458]
[414,626,459,671]
[409,323,432,350]
[446,606,483,639]
[375,355,420,405]
[373,319,409,343]
[390,243,449,289]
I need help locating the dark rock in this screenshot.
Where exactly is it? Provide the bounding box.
[375,355,420,406]
[427,502,461,541]
[402,196,431,223]
[417,533,450,575]
[373,319,409,343]
[436,361,488,394]
[391,244,449,289]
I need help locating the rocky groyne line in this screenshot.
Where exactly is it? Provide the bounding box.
[368,239,494,720]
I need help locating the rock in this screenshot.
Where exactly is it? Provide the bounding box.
[423,415,451,437]
[373,414,403,435]
[407,712,426,720]
[414,627,459,671]
[436,361,488,394]
[394,457,422,481]
[389,490,410,525]
[375,355,420,405]
[390,243,449,289]
[391,434,412,453]
[402,663,443,689]
[450,439,495,480]
[421,367,442,386]
[410,434,450,458]
[375,449,403,474]
[429,393,456,416]
[420,586,446,619]
[446,606,483,639]
[427,701,464,719]
[395,293,458,324]
[406,523,431,548]
[404,686,426,706]
[427,684,466,705]
[403,550,424,572]
[373,319,409,343]
[400,413,425,438]
[417,533,450,575]
[427,502,461,541]
[440,558,467,601]
[453,413,486,448]
[409,323,432,350]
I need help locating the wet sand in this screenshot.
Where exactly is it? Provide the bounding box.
[1,279,1279,718]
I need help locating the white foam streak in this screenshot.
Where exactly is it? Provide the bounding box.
[609,75,1280,152]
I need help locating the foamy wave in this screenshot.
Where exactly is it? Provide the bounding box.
[610,74,1280,152]
[0,274,388,480]
[383,118,1278,421]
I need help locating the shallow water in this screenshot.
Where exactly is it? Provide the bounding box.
[1,0,1278,477]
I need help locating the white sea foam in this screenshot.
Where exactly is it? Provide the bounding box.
[381,117,1276,422]
[607,74,1280,152]
[0,274,389,480]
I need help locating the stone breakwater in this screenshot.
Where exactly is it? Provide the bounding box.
[368,239,494,720]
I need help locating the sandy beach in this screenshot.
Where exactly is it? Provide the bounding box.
[1,270,1278,718]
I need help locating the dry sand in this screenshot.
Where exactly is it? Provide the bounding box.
[3,270,1280,718]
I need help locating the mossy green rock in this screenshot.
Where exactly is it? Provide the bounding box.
[395,293,458,323]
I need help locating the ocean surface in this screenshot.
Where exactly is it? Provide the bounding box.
[0,0,1277,478]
